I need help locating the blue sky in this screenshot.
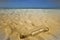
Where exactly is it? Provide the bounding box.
[0,0,60,8]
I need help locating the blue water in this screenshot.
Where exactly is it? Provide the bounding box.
[0,0,60,8]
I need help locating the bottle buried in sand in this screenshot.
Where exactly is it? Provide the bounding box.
[20,27,57,39]
[20,27,49,39]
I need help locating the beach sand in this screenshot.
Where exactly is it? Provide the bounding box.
[0,9,60,40]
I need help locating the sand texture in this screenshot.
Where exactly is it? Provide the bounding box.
[0,9,60,40]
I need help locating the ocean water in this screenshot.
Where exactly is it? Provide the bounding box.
[0,0,60,8]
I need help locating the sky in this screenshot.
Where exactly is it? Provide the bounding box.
[0,0,60,8]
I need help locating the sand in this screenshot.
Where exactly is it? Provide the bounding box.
[0,9,60,40]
